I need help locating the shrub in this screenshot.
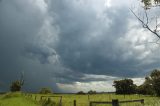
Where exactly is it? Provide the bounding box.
[39,88,52,94]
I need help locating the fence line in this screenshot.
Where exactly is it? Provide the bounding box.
[120,99,144,104]
[23,93,62,106]
[41,95,62,106]
[23,93,144,106]
[90,99,144,106]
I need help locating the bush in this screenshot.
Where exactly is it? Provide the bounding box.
[39,88,52,94]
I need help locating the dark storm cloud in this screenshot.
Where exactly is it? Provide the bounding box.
[0,0,60,92]
[24,44,57,64]
[47,0,145,77]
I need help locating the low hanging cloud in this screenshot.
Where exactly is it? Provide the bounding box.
[0,0,160,92]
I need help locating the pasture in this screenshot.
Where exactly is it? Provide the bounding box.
[0,92,160,106]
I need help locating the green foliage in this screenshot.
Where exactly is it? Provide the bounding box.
[150,69,160,79]
[150,69,160,96]
[10,80,22,92]
[141,0,160,8]
[39,88,52,94]
[142,0,151,7]
[77,91,85,95]
[137,69,160,96]
[88,90,96,94]
[153,78,160,96]
[113,79,137,94]
[137,82,154,95]
[10,73,24,92]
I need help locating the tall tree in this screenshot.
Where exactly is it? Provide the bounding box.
[137,76,154,95]
[150,69,160,96]
[137,69,160,96]
[113,79,137,94]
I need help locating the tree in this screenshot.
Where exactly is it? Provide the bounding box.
[10,72,24,92]
[10,80,22,92]
[39,87,52,94]
[137,69,160,96]
[113,79,137,94]
[77,91,85,95]
[131,0,160,43]
[150,69,160,79]
[150,69,160,96]
[137,77,154,95]
[88,90,96,94]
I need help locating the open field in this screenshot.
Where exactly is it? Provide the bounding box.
[0,92,160,106]
[32,94,160,106]
[0,92,39,106]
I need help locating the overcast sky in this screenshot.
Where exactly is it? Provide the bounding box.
[0,0,160,93]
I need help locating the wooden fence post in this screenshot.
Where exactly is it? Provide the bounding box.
[35,96,37,101]
[47,98,51,102]
[112,99,119,106]
[88,95,90,101]
[141,99,144,104]
[109,94,111,100]
[74,100,76,106]
[59,97,62,106]
[40,96,43,100]
[89,102,92,106]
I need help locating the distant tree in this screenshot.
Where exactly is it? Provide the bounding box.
[10,80,22,92]
[10,72,24,92]
[88,90,96,94]
[39,88,52,94]
[77,91,85,95]
[113,79,137,94]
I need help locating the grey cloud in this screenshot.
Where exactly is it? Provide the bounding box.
[0,0,60,92]
[24,44,57,64]
[47,0,143,77]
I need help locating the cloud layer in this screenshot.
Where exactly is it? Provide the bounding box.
[0,0,160,92]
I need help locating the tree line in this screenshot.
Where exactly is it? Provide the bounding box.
[113,69,160,96]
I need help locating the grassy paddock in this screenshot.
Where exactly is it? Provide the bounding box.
[29,93,160,106]
[0,92,39,106]
[0,92,160,106]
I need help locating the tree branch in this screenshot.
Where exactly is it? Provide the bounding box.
[130,8,160,39]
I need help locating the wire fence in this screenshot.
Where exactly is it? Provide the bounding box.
[22,93,160,106]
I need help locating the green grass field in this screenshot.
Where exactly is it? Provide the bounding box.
[0,92,160,106]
